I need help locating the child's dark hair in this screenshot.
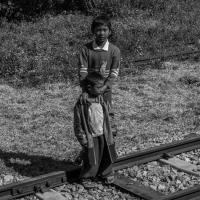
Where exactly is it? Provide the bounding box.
[91,15,111,33]
[82,72,104,93]
[84,72,104,86]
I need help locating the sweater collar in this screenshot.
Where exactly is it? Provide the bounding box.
[92,40,109,51]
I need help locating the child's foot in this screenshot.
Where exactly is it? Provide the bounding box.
[74,156,83,166]
[81,178,97,189]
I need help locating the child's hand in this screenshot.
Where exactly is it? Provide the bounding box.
[81,142,88,148]
[93,85,107,95]
[98,85,107,93]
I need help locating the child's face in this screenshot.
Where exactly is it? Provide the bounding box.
[87,80,104,97]
[93,24,111,45]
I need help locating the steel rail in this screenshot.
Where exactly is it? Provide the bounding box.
[0,167,80,200]
[132,50,200,65]
[113,135,200,170]
[0,171,67,200]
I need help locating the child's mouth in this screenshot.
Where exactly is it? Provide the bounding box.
[98,36,105,41]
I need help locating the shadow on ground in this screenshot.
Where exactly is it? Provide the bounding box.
[0,149,76,177]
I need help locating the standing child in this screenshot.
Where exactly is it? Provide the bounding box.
[74,72,117,181]
[78,15,121,134]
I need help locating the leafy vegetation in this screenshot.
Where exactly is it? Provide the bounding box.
[0,0,200,86]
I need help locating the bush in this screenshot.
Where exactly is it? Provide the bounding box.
[1,1,200,86]
[0,14,91,86]
[0,0,73,20]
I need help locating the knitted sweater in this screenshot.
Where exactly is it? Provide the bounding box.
[78,40,121,88]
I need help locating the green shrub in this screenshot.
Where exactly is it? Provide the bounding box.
[0,14,91,86]
[1,1,200,86]
[0,0,72,20]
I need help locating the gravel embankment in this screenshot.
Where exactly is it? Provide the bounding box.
[177,149,200,166]
[118,158,200,195]
[54,180,138,200]
[2,142,200,199]
[0,171,139,200]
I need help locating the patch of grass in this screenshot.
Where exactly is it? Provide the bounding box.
[113,60,200,154]
[0,14,92,86]
[0,82,81,161]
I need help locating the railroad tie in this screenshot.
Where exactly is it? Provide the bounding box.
[113,175,164,200]
[159,157,200,176]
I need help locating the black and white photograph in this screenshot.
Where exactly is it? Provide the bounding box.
[0,0,200,199]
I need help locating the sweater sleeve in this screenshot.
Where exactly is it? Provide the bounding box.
[104,47,121,87]
[78,47,88,83]
[74,103,88,146]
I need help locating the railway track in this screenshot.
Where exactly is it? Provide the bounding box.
[122,48,200,73]
[0,135,200,200]
[1,49,200,200]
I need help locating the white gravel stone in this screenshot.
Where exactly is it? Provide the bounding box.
[3,175,14,184]
[158,184,166,191]
[61,193,72,200]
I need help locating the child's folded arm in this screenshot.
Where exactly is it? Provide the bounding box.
[97,84,107,93]
[104,48,120,88]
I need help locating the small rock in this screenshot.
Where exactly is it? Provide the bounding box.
[114,195,120,199]
[78,196,86,200]
[169,186,176,193]
[143,181,149,186]
[77,185,84,193]
[3,175,13,183]
[73,193,79,198]
[71,185,76,192]
[150,185,157,190]
[176,180,182,185]
[63,193,72,200]
[158,184,166,191]
[132,166,139,171]
[97,184,103,190]
[0,179,3,186]
[151,161,158,166]
[84,194,94,200]
[143,171,147,176]
[196,165,200,171]
[185,157,190,162]
[147,164,154,171]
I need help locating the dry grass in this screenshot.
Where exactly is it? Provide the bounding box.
[114,60,200,155]
[0,82,81,161]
